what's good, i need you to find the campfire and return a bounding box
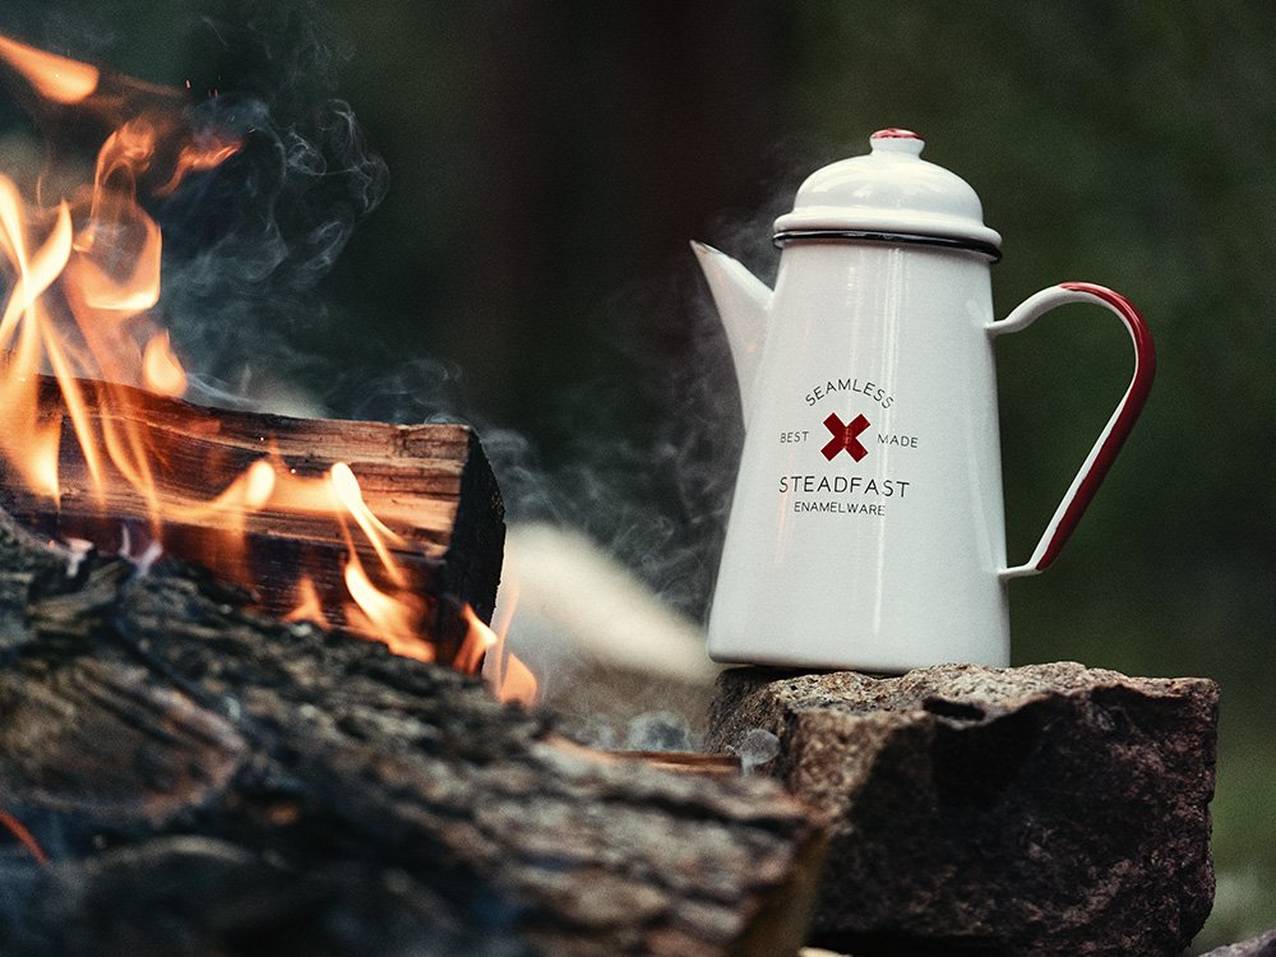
[0,32,828,957]
[0,33,533,705]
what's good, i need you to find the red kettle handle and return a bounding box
[991,282,1156,579]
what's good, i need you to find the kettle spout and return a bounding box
[690,241,772,426]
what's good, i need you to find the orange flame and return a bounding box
[142,331,186,396]
[461,586,538,706]
[155,134,243,196]
[283,575,324,624]
[0,35,99,104]
[0,34,536,706]
[342,553,432,662]
[329,462,407,587]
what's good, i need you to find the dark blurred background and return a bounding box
[0,1,1271,949]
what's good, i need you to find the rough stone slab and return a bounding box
[1203,930,1276,956]
[707,662,1219,957]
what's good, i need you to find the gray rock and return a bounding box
[707,662,1218,956]
[1203,930,1276,956]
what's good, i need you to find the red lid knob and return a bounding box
[870,128,921,140]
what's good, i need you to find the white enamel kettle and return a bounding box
[693,128,1154,673]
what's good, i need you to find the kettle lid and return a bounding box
[773,129,1003,260]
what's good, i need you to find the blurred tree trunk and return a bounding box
[460,0,784,426]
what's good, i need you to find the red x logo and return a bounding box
[822,413,870,461]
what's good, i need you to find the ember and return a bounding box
[0,32,534,703]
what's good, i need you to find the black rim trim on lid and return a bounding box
[772,228,1002,262]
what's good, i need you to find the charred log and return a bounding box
[0,515,821,956]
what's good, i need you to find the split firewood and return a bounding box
[0,513,823,957]
[0,374,505,642]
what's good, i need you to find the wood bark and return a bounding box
[0,375,505,638]
[0,514,822,956]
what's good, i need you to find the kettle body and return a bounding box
[695,129,1154,673]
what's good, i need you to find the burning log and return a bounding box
[0,32,504,671]
[0,514,823,956]
[0,374,504,645]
